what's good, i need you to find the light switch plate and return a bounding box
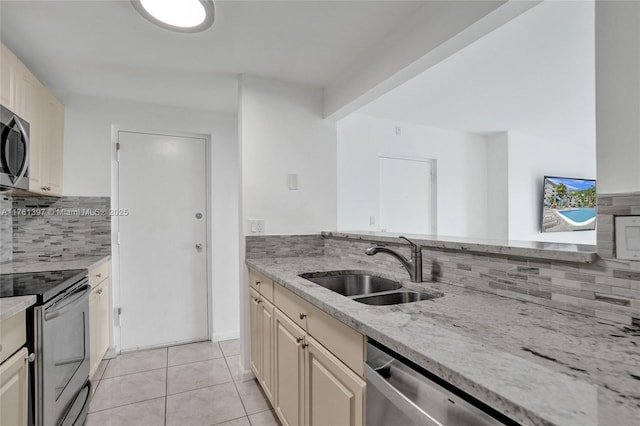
[615,216,640,261]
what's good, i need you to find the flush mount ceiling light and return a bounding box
[131,0,215,33]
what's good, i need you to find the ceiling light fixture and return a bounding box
[131,0,215,33]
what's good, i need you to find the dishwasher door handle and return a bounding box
[365,364,443,426]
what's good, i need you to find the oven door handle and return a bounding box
[44,284,91,321]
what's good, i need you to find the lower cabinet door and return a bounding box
[274,309,305,426]
[304,335,365,426]
[249,288,262,380]
[0,347,29,426]
[259,298,275,403]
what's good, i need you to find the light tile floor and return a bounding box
[87,339,280,426]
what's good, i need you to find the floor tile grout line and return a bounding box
[224,355,250,418]
[209,414,250,426]
[167,355,227,368]
[166,377,236,397]
[100,365,167,381]
[87,395,166,415]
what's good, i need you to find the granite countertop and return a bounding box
[247,255,640,426]
[0,255,111,275]
[0,295,37,321]
[325,231,599,263]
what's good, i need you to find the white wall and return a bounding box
[63,94,241,345]
[239,76,337,235]
[237,76,337,377]
[486,132,509,240]
[595,1,640,194]
[337,114,490,238]
[506,131,596,244]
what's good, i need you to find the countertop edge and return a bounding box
[0,295,37,321]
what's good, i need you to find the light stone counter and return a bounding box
[0,295,37,321]
[325,231,598,263]
[0,255,111,275]
[247,255,639,426]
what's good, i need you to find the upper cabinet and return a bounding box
[1,43,64,196]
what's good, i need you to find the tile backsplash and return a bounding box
[245,192,640,326]
[246,234,325,258]
[2,195,111,262]
[0,196,12,263]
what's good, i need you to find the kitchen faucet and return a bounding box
[365,236,423,282]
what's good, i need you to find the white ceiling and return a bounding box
[358,1,596,146]
[0,0,425,112]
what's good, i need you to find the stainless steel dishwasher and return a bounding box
[365,340,519,426]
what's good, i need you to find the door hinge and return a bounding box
[117,307,122,326]
[116,142,121,161]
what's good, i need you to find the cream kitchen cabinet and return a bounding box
[273,308,305,426]
[249,270,275,403]
[0,44,19,111]
[1,43,64,196]
[249,268,366,426]
[0,311,29,426]
[249,288,275,403]
[89,261,111,378]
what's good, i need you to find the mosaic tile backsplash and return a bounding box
[0,196,12,263]
[246,234,325,258]
[245,192,640,326]
[3,195,111,261]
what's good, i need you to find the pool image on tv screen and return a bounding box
[542,176,596,233]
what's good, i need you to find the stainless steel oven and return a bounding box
[32,275,92,426]
[1,269,92,426]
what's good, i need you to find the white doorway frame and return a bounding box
[378,155,438,235]
[110,125,213,355]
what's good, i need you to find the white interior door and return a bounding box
[117,130,208,351]
[379,156,436,235]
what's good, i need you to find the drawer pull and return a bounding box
[299,313,307,320]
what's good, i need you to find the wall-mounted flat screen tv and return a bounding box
[542,176,596,233]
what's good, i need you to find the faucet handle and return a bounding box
[399,236,418,248]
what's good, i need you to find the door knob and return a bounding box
[195,243,203,250]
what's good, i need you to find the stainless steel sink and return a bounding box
[352,290,438,306]
[299,271,402,296]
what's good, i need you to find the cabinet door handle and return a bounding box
[299,313,307,320]
[96,273,102,278]
[301,343,309,349]
[296,337,303,344]
[97,288,103,295]
[256,281,261,286]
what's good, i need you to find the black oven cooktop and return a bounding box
[0,269,88,304]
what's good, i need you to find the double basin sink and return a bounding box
[299,270,441,305]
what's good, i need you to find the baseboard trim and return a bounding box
[211,330,240,342]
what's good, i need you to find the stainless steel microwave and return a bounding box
[0,105,30,191]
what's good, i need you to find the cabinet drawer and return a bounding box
[0,311,26,364]
[274,284,364,376]
[249,270,274,303]
[89,260,110,288]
